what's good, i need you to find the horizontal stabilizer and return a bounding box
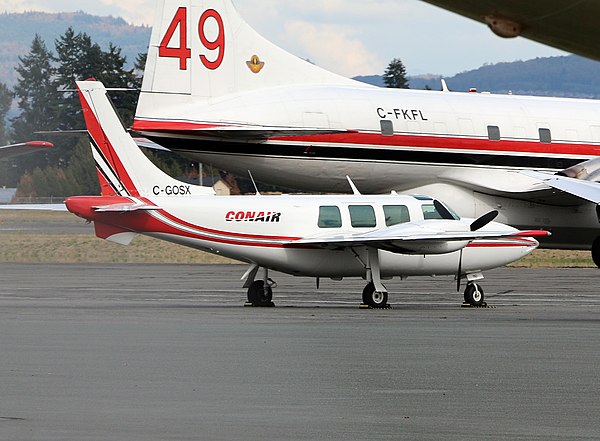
[93,202,161,212]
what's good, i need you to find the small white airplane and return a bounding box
[0,141,53,160]
[68,79,548,307]
[131,0,600,267]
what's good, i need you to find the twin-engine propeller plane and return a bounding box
[132,0,600,267]
[67,80,548,307]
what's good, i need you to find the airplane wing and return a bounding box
[0,203,67,211]
[294,221,547,254]
[437,167,600,207]
[419,0,600,61]
[0,141,53,160]
[521,171,600,205]
[132,120,355,142]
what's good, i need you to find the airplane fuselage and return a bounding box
[66,193,538,279]
[136,85,600,249]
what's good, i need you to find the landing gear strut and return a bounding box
[359,247,390,308]
[592,237,600,269]
[245,266,275,307]
[464,282,485,307]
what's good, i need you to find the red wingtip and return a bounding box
[24,141,53,148]
[515,230,551,237]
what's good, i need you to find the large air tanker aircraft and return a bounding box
[132,0,600,266]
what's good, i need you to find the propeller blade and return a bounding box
[470,210,499,231]
[433,200,455,220]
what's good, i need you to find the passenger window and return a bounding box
[539,128,551,143]
[318,206,342,228]
[349,205,376,228]
[487,125,500,141]
[383,205,410,226]
[380,120,394,136]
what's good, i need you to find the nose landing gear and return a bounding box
[463,282,485,307]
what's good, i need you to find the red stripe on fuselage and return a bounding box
[133,118,600,157]
[274,133,600,157]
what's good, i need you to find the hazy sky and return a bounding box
[0,0,566,77]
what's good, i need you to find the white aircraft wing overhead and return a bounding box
[438,168,593,207]
[521,171,600,205]
[420,0,600,61]
[0,141,53,160]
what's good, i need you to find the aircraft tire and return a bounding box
[592,237,600,269]
[247,280,273,306]
[464,283,484,306]
[362,282,388,308]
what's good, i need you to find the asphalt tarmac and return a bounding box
[1,263,599,441]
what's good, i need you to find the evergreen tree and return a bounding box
[133,52,147,88]
[12,34,58,142]
[383,58,409,89]
[99,43,138,126]
[64,139,99,196]
[10,34,60,185]
[54,28,105,131]
[0,82,12,144]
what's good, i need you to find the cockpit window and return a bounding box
[349,205,376,228]
[383,205,410,226]
[318,206,342,228]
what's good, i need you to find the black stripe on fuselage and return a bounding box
[147,137,583,170]
[90,138,130,197]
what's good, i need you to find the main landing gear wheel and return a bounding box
[464,282,484,307]
[247,280,274,307]
[592,237,600,269]
[362,282,389,308]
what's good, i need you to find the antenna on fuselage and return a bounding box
[441,79,450,92]
[248,170,261,195]
[346,176,361,195]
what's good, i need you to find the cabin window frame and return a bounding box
[539,127,552,144]
[348,205,377,228]
[383,205,410,226]
[318,206,342,228]
[380,120,394,136]
[487,125,501,141]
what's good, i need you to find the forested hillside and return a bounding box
[0,11,150,86]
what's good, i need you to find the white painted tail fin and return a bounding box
[76,80,215,197]
[137,0,359,117]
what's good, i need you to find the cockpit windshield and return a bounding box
[421,200,460,220]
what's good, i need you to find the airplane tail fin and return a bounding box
[135,0,361,123]
[76,80,214,197]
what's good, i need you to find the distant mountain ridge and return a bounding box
[355,55,600,99]
[2,11,600,100]
[0,11,151,87]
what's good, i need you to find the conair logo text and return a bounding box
[225,211,281,222]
